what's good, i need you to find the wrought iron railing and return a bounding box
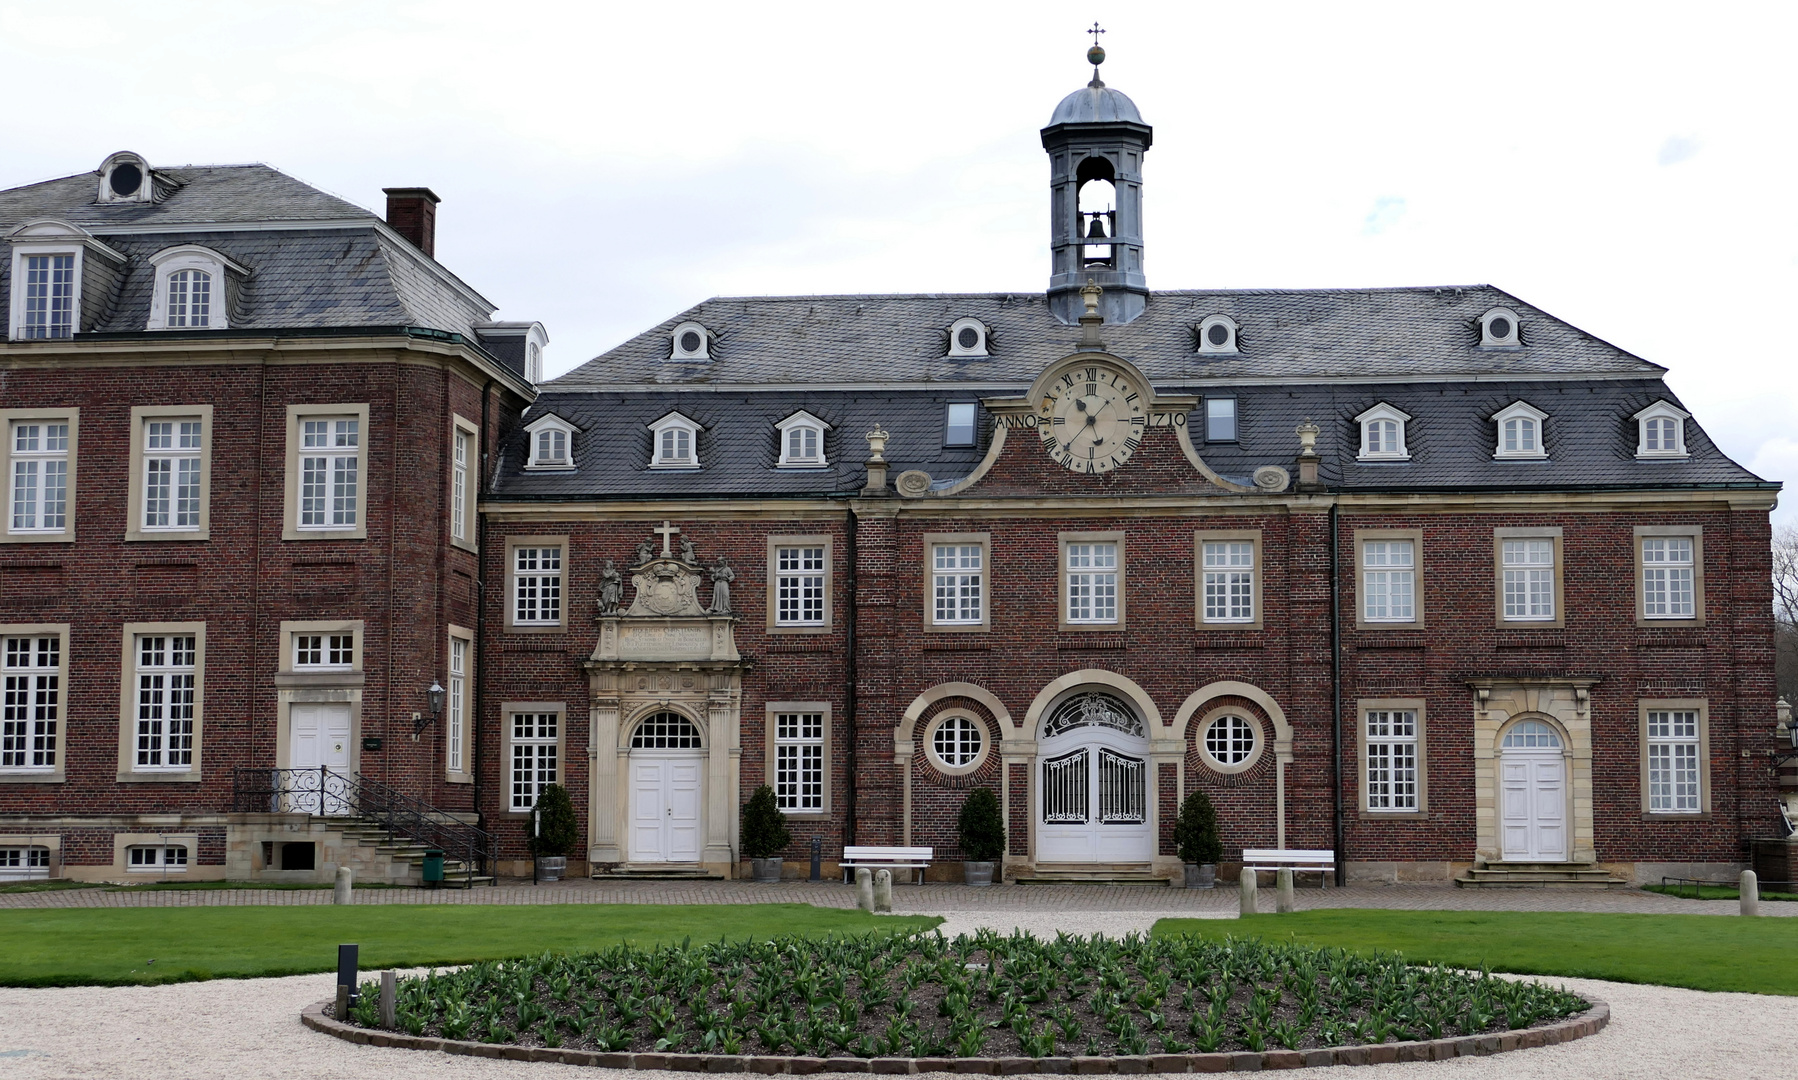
[232,767,496,886]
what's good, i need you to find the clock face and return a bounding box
[1038,363,1148,473]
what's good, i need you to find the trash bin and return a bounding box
[422,850,445,887]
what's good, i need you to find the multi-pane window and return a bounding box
[656,426,693,466]
[1646,710,1701,813]
[21,254,75,339]
[513,547,563,625]
[1643,416,1680,453]
[1501,539,1555,621]
[510,712,558,811]
[931,715,983,769]
[776,546,826,625]
[0,846,50,879]
[1364,710,1419,811]
[9,421,69,533]
[1066,543,1118,624]
[785,426,821,463]
[127,845,188,871]
[1362,540,1415,622]
[534,428,567,465]
[164,269,211,327]
[1502,416,1538,455]
[932,544,983,625]
[446,637,467,775]
[1201,541,1255,623]
[1365,419,1399,454]
[1204,714,1256,766]
[299,418,360,528]
[135,635,196,770]
[945,403,977,446]
[143,419,202,530]
[774,711,824,812]
[451,429,470,541]
[1642,537,1695,619]
[1,636,59,771]
[294,633,354,669]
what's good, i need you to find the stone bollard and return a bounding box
[874,868,894,913]
[379,970,397,1028]
[335,983,350,1019]
[855,867,874,911]
[1277,867,1295,914]
[333,866,353,905]
[1741,869,1760,917]
[1239,868,1258,917]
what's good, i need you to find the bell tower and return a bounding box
[1042,29,1152,325]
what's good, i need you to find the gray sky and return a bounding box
[5,0,1793,517]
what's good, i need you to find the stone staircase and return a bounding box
[330,817,494,888]
[1453,861,1628,889]
[1013,861,1168,886]
[594,864,725,881]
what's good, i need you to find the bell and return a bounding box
[1085,215,1108,239]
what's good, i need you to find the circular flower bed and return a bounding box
[329,930,1592,1066]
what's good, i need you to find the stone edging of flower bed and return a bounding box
[301,997,1609,1072]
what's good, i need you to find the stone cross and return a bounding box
[653,520,680,557]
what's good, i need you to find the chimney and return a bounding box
[382,187,441,257]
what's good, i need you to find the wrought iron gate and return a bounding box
[1042,749,1089,823]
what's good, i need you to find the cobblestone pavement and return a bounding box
[4,875,1795,915]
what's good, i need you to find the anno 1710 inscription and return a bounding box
[617,623,711,658]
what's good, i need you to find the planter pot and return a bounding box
[964,860,995,887]
[535,856,567,883]
[751,857,784,883]
[1184,863,1217,889]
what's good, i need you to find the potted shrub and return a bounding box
[529,783,579,882]
[740,784,791,882]
[958,787,1005,886]
[1174,788,1223,888]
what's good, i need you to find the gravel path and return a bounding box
[3,906,1793,1080]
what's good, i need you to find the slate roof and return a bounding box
[548,287,1665,389]
[0,164,372,228]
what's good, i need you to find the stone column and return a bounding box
[588,676,623,864]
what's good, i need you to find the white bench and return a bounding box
[841,845,934,885]
[1241,848,1336,888]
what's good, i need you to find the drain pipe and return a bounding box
[843,505,858,849]
[1330,501,1345,886]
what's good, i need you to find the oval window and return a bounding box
[1489,316,1512,340]
[956,326,981,350]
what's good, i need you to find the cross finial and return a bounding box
[1085,22,1107,85]
[653,520,680,557]
[1087,22,1105,46]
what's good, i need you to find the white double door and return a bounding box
[1499,751,1567,861]
[287,703,352,816]
[1036,727,1153,863]
[630,753,703,863]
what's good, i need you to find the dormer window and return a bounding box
[1634,401,1691,459]
[1491,401,1548,460]
[649,412,701,469]
[775,410,831,468]
[98,151,154,204]
[947,317,989,357]
[669,321,710,361]
[147,247,244,331]
[523,414,577,470]
[1479,307,1522,348]
[6,219,125,341]
[1197,315,1239,354]
[1355,403,1411,461]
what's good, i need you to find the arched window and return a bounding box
[1355,403,1411,461]
[1491,402,1548,460]
[1043,691,1142,739]
[1076,156,1116,269]
[631,711,702,749]
[775,410,830,468]
[1501,720,1562,749]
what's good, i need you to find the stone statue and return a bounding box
[597,560,622,616]
[679,536,698,565]
[709,556,735,614]
[635,538,656,566]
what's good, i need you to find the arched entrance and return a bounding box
[627,711,704,864]
[1498,719,1568,861]
[1035,691,1153,862]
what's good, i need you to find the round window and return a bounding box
[1206,323,1230,347]
[109,163,143,196]
[1204,714,1257,766]
[1488,316,1512,340]
[679,330,703,353]
[956,326,981,350]
[931,715,984,769]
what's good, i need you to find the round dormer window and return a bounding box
[1206,323,1229,347]
[679,330,702,353]
[1488,316,1512,340]
[957,326,980,350]
[109,163,143,197]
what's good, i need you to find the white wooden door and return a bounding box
[1500,753,1567,861]
[1036,727,1153,863]
[630,754,704,862]
[288,704,352,816]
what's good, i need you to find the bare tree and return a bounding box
[1773,525,1798,705]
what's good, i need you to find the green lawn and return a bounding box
[1642,883,1798,903]
[1155,910,1798,996]
[0,904,938,987]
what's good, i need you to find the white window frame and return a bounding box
[4,413,75,540]
[146,246,243,331]
[1491,401,1549,460]
[773,709,826,814]
[1196,314,1239,354]
[1633,401,1691,459]
[1495,528,1563,627]
[292,631,355,672]
[450,416,478,549]
[1355,403,1411,461]
[126,844,190,872]
[1196,531,1259,629]
[669,320,710,361]
[1636,526,1703,626]
[129,633,198,774]
[446,626,473,783]
[506,536,566,631]
[1361,704,1424,814]
[0,843,52,880]
[277,620,364,676]
[1061,532,1123,629]
[506,705,562,812]
[127,405,212,542]
[923,712,989,777]
[1640,699,1708,816]
[775,410,831,468]
[1358,533,1420,628]
[947,317,989,357]
[771,541,829,629]
[925,533,988,631]
[1194,707,1265,776]
[1479,306,1522,348]
[523,413,576,471]
[649,411,701,469]
[1,625,67,781]
[1640,536,1695,620]
[283,404,369,541]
